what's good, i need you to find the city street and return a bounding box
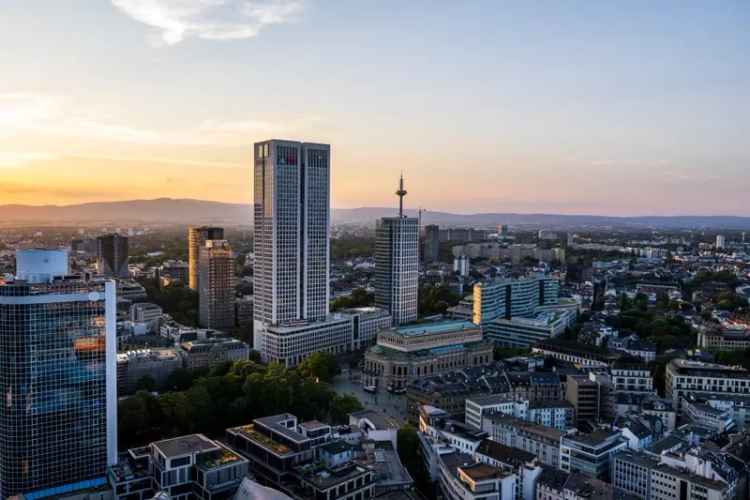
[332,369,408,425]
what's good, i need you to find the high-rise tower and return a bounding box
[96,233,129,278]
[375,176,419,325]
[0,249,117,498]
[253,139,331,327]
[188,226,224,290]
[198,239,236,329]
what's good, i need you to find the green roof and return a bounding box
[396,320,476,337]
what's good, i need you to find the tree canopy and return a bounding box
[118,359,361,450]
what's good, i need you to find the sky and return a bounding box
[0,1,748,216]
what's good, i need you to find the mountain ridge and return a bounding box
[1,199,750,229]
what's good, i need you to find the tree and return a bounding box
[330,394,363,424]
[419,284,460,316]
[162,368,196,392]
[297,352,340,383]
[331,288,374,311]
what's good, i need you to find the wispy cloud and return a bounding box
[0,92,316,146]
[111,0,304,46]
[0,152,58,168]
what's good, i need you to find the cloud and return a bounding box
[0,93,61,134]
[0,152,58,168]
[0,92,316,147]
[111,0,303,45]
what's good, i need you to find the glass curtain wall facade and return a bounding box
[0,279,117,498]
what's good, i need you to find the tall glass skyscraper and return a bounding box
[96,233,129,279]
[0,249,117,499]
[253,140,331,327]
[374,177,419,325]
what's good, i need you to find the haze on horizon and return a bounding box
[1,1,748,216]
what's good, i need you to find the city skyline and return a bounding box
[1,1,749,215]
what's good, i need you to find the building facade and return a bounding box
[97,233,129,278]
[424,224,441,264]
[482,414,563,468]
[375,216,419,326]
[665,358,750,411]
[187,226,224,290]
[253,140,330,328]
[473,277,561,325]
[559,430,627,480]
[109,433,248,500]
[363,321,494,390]
[0,249,118,499]
[198,239,235,330]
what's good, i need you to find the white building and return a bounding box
[665,358,750,412]
[454,255,470,277]
[716,234,726,249]
[253,139,331,330]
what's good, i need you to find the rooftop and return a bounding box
[475,439,536,467]
[195,446,245,471]
[395,320,477,337]
[300,463,371,490]
[231,425,294,456]
[152,434,217,459]
[459,462,505,481]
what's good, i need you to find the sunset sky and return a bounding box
[1,1,748,215]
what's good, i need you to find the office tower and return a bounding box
[253,139,331,327]
[188,226,224,290]
[472,276,560,324]
[96,233,129,278]
[198,239,236,329]
[423,224,440,263]
[375,176,419,325]
[716,234,726,249]
[0,249,117,498]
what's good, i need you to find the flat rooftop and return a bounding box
[395,320,477,337]
[152,434,217,458]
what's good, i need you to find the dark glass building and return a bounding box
[96,233,129,278]
[0,249,117,499]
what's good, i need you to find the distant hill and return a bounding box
[0,198,250,225]
[1,199,750,229]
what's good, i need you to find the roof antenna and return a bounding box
[396,173,407,217]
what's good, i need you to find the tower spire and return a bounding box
[395,173,407,217]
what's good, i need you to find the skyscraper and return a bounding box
[423,224,440,264]
[188,226,224,290]
[96,233,129,278]
[253,139,331,327]
[252,140,394,365]
[0,249,117,498]
[375,176,419,325]
[199,239,236,329]
[716,234,726,249]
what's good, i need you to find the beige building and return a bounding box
[187,226,224,290]
[363,320,493,391]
